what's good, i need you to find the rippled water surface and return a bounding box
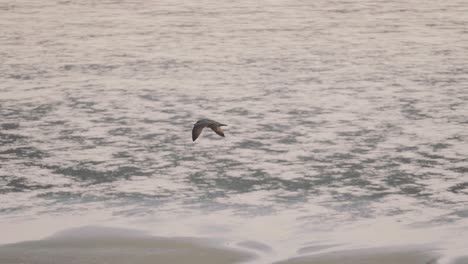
[1,0,468,261]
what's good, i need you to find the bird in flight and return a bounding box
[192,119,227,142]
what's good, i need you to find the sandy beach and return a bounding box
[0,226,254,264]
[0,226,450,264]
[275,247,439,264]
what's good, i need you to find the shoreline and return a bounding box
[0,226,255,264]
[0,225,456,264]
[274,246,439,264]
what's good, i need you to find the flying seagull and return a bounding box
[192,119,227,142]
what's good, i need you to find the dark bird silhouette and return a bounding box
[192,119,227,142]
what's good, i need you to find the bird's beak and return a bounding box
[220,124,227,126]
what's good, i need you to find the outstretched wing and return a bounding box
[192,123,207,141]
[210,126,225,137]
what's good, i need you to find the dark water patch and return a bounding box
[8,73,33,80]
[334,190,392,204]
[385,171,417,186]
[187,190,228,204]
[163,152,197,167]
[69,100,97,111]
[3,64,48,80]
[103,192,172,211]
[328,152,356,161]
[259,123,291,133]
[112,207,157,217]
[384,172,428,197]
[57,132,87,144]
[59,63,119,74]
[341,175,370,186]
[399,185,426,196]
[417,151,449,160]
[188,169,275,194]
[140,132,166,140]
[297,154,322,162]
[186,171,207,187]
[335,161,365,172]
[287,109,322,117]
[447,134,468,143]
[258,147,289,154]
[237,139,265,149]
[158,115,191,126]
[215,176,266,193]
[5,103,56,121]
[209,158,243,167]
[45,120,66,126]
[0,206,31,214]
[362,133,386,146]
[450,166,468,174]
[393,156,412,164]
[448,182,468,194]
[431,143,451,151]
[274,177,315,192]
[274,191,308,203]
[396,145,419,152]
[89,136,113,146]
[366,184,390,192]
[51,165,145,184]
[67,99,108,115]
[141,118,169,125]
[306,166,338,179]
[415,158,440,167]
[422,209,468,225]
[278,134,299,144]
[400,99,432,120]
[0,146,47,159]
[113,151,132,159]
[156,58,192,70]
[337,129,374,138]
[225,107,249,116]
[299,120,328,128]
[351,147,373,154]
[33,104,56,120]
[1,123,19,130]
[0,132,27,144]
[113,192,170,201]
[1,177,54,193]
[139,93,161,102]
[108,127,133,136]
[451,209,468,218]
[94,116,128,124]
[36,191,102,204]
[339,129,388,152]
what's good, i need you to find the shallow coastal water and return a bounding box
[1,0,468,263]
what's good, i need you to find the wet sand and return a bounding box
[452,257,468,264]
[275,247,439,264]
[0,226,254,264]
[0,226,453,264]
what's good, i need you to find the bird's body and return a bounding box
[192,119,227,141]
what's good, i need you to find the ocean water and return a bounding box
[1,0,468,262]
